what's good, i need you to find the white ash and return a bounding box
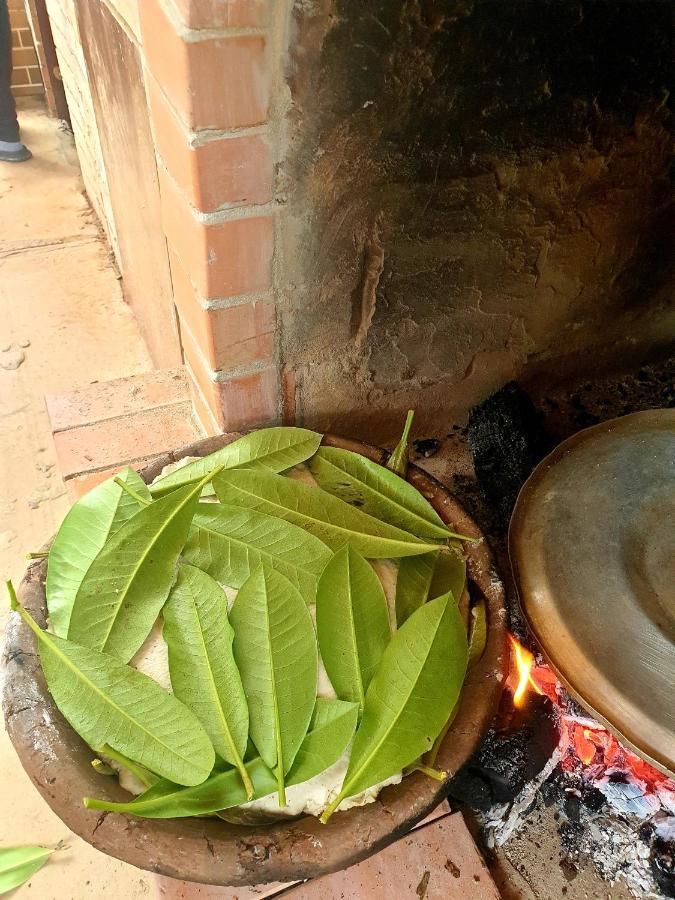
[475,705,674,898]
[482,749,561,848]
[579,813,660,898]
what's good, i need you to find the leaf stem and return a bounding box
[237,761,255,801]
[404,762,448,782]
[114,477,152,506]
[275,763,286,808]
[8,581,50,651]
[387,410,414,476]
[445,531,478,543]
[320,793,342,824]
[8,580,28,619]
[26,551,49,559]
[97,744,158,788]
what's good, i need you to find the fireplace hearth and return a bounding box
[418,356,675,899]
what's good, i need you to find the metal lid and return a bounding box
[510,410,675,776]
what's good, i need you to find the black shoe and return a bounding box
[0,144,32,162]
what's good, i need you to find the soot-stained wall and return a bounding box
[276,0,673,440]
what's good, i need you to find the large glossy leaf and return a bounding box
[46,468,150,638]
[309,446,451,541]
[395,547,466,627]
[10,590,214,786]
[316,546,391,710]
[183,503,331,603]
[68,470,216,662]
[429,547,466,603]
[0,846,55,894]
[320,593,468,822]
[149,427,322,496]
[395,551,438,627]
[287,698,359,786]
[163,564,252,798]
[213,469,439,559]
[85,757,276,820]
[84,699,358,818]
[230,565,317,806]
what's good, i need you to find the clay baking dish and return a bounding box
[3,433,507,886]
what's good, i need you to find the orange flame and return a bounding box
[575,728,597,765]
[508,634,544,707]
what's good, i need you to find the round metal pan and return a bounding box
[510,410,675,776]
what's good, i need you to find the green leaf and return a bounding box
[286,698,359,786]
[316,546,391,710]
[9,586,215,786]
[83,699,358,819]
[395,546,466,627]
[321,593,468,822]
[68,469,216,662]
[0,846,55,894]
[309,446,452,541]
[183,503,331,603]
[395,552,438,627]
[230,565,318,806]
[429,547,466,603]
[213,469,439,559]
[163,563,253,799]
[149,427,323,496]
[46,468,150,638]
[85,757,276,820]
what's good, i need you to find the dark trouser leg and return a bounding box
[0,0,20,143]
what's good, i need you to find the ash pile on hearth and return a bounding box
[449,663,674,898]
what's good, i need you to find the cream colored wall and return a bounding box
[105,0,140,41]
[45,0,120,260]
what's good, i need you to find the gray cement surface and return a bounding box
[0,98,154,899]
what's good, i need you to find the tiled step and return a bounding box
[45,367,203,498]
[288,811,500,900]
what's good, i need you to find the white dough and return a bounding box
[241,748,402,818]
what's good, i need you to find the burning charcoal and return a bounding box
[580,786,606,813]
[449,692,559,810]
[650,834,675,898]
[563,791,583,823]
[467,382,551,526]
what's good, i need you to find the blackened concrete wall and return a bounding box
[277,0,673,440]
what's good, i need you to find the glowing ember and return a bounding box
[576,728,597,765]
[506,632,675,807]
[507,634,543,707]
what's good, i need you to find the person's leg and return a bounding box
[0,0,31,161]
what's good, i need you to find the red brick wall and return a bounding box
[139,0,279,436]
[9,0,44,96]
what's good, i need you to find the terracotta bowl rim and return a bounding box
[3,431,507,886]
